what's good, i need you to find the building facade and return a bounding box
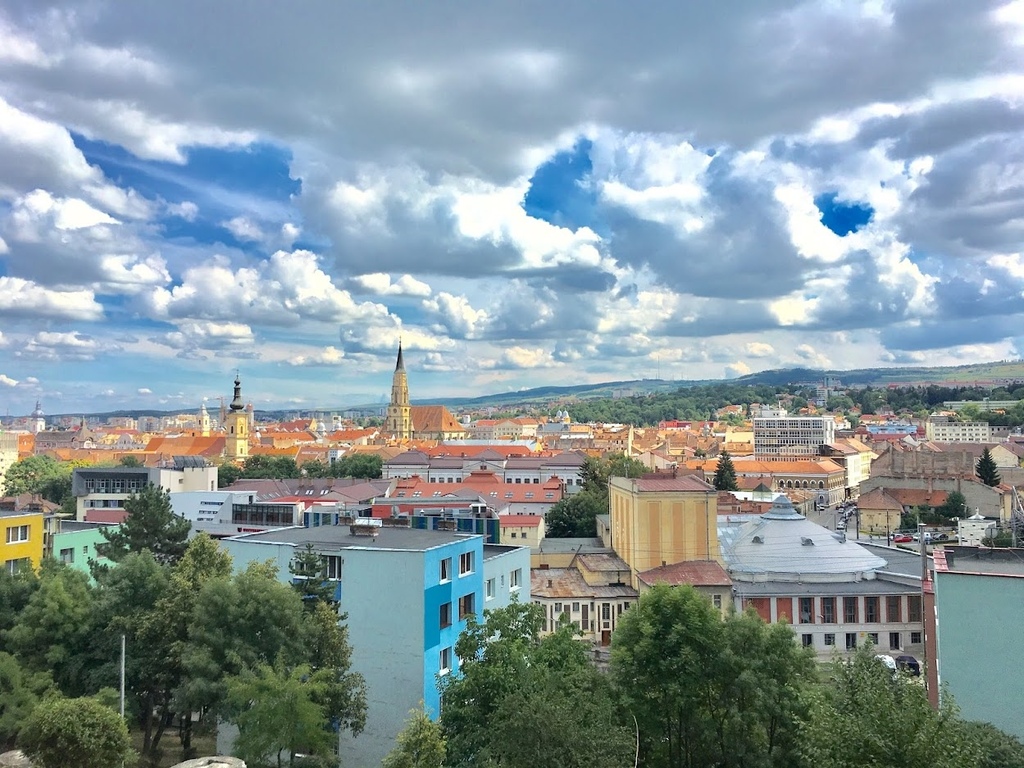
[72,459,218,521]
[753,408,837,459]
[219,523,530,767]
[924,416,994,443]
[1,509,44,573]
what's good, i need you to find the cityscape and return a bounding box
[2,1,1024,767]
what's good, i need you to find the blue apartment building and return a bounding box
[219,520,531,766]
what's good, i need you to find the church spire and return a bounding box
[230,373,244,411]
[395,339,405,372]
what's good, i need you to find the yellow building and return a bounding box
[607,474,720,588]
[224,375,250,462]
[499,515,545,549]
[2,510,44,573]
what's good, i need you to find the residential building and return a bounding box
[72,458,218,522]
[932,547,1024,739]
[719,496,925,659]
[499,515,545,549]
[388,471,564,517]
[606,473,719,588]
[753,407,836,459]
[1,508,44,573]
[924,416,994,443]
[819,438,874,499]
[51,521,115,576]
[385,449,587,489]
[219,523,530,767]
[636,560,733,616]
[0,432,19,496]
[531,552,637,646]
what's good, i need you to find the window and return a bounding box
[889,632,901,651]
[908,595,922,623]
[602,603,610,621]
[510,532,517,538]
[821,597,836,623]
[844,596,858,623]
[440,602,452,629]
[458,593,475,620]
[868,632,879,645]
[712,594,722,610]
[911,631,922,645]
[510,568,521,590]
[486,578,495,601]
[571,602,579,612]
[324,555,342,580]
[459,551,473,576]
[5,525,29,544]
[824,633,836,646]
[4,558,30,575]
[440,558,451,583]
[554,601,562,613]
[439,647,452,674]
[59,548,75,564]
[799,597,813,623]
[886,596,902,623]
[801,633,813,648]
[865,596,879,623]
[845,633,857,650]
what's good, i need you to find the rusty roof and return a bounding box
[531,567,638,600]
[637,560,732,588]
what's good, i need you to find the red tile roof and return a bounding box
[637,560,732,588]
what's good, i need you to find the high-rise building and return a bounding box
[753,407,836,459]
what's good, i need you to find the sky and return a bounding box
[1,1,1023,414]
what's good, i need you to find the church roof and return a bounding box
[410,405,466,435]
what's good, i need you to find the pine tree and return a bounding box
[976,447,1001,487]
[289,542,337,606]
[713,450,739,491]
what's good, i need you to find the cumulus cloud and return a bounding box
[222,216,265,242]
[289,346,346,366]
[0,374,18,387]
[350,272,432,297]
[0,277,104,321]
[18,331,109,361]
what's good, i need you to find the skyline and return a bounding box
[1,2,1024,413]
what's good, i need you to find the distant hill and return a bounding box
[36,360,1024,420]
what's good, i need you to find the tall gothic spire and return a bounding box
[230,374,244,411]
[395,340,405,372]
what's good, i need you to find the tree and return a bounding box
[938,490,969,520]
[225,661,337,768]
[4,562,99,697]
[611,584,815,768]
[800,646,981,768]
[440,601,633,768]
[544,490,607,537]
[96,484,191,565]
[330,453,383,479]
[383,707,446,768]
[0,651,54,748]
[976,448,1001,487]
[3,456,64,497]
[713,449,739,491]
[289,543,337,606]
[963,721,1024,768]
[19,696,134,768]
[301,601,367,741]
[217,462,242,488]
[119,455,143,467]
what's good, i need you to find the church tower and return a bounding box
[386,342,412,440]
[224,375,250,462]
[199,403,211,437]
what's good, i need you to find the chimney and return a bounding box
[547,579,553,588]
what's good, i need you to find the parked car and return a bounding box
[895,654,921,676]
[892,534,913,543]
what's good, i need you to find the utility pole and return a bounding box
[119,634,126,718]
[919,523,928,581]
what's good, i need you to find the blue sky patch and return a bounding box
[522,138,598,232]
[815,192,873,236]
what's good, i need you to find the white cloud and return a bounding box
[137,387,153,395]
[745,342,775,358]
[0,277,104,320]
[19,331,107,361]
[167,201,199,221]
[422,292,490,338]
[0,374,18,387]
[289,346,346,366]
[351,272,432,297]
[222,216,265,242]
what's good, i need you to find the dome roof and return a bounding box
[721,495,887,582]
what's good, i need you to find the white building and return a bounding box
[925,416,994,443]
[169,490,303,538]
[719,496,925,659]
[0,432,20,496]
[753,407,836,459]
[72,459,218,521]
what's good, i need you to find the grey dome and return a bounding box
[721,495,887,582]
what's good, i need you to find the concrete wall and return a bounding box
[483,545,532,610]
[935,570,1024,739]
[52,525,113,576]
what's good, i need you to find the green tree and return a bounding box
[3,456,64,497]
[4,562,98,697]
[289,543,337,607]
[96,484,191,565]
[119,455,143,467]
[301,601,367,741]
[382,707,446,768]
[938,490,969,520]
[611,584,815,768]
[440,601,632,768]
[19,696,134,768]
[217,462,242,488]
[225,661,336,768]
[963,721,1024,768]
[800,646,981,768]
[713,449,739,491]
[976,448,1001,487]
[330,453,384,479]
[0,651,54,748]
[0,566,39,640]
[544,490,607,537]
